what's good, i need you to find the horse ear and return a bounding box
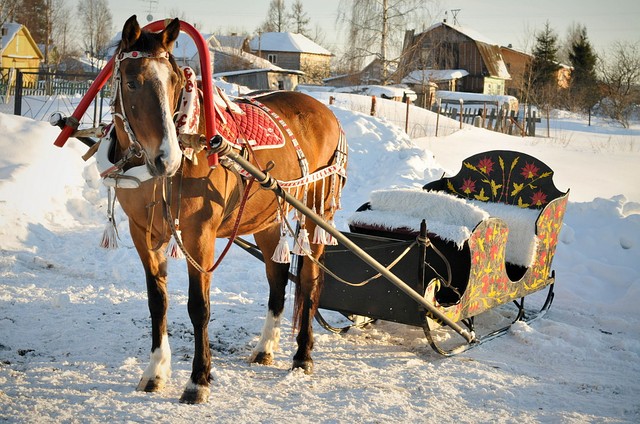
[121,15,141,50]
[161,18,181,52]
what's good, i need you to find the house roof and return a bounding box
[211,35,246,50]
[1,22,44,59]
[402,69,469,84]
[248,32,331,56]
[213,45,287,72]
[214,68,304,78]
[1,23,22,51]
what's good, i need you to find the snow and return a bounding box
[1,93,639,422]
[248,32,332,56]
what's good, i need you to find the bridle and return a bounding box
[109,50,174,161]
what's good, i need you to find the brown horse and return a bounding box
[107,16,346,403]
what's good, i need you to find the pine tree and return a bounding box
[527,21,561,106]
[531,22,561,88]
[568,25,599,111]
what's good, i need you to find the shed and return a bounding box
[1,22,44,85]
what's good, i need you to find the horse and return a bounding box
[107,16,347,404]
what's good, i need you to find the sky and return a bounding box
[99,0,640,53]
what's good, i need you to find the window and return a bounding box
[267,54,277,64]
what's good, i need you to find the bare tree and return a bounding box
[259,0,290,33]
[289,0,310,35]
[338,0,436,84]
[48,0,80,71]
[77,0,113,71]
[598,40,640,128]
[0,0,21,27]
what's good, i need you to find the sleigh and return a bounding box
[314,150,569,353]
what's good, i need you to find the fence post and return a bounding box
[459,98,463,129]
[13,70,23,116]
[370,95,376,116]
[435,98,441,137]
[329,95,335,105]
[404,97,410,134]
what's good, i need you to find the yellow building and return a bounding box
[1,22,44,86]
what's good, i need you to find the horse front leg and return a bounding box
[135,250,172,392]
[251,226,290,366]
[292,238,326,374]
[179,261,213,404]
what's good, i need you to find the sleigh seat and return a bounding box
[345,150,569,313]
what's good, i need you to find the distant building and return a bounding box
[500,44,572,98]
[1,22,44,85]
[400,22,511,95]
[249,32,332,84]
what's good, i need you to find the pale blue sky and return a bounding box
[101,0,640,53]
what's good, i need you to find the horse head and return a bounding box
[113,15,184,177]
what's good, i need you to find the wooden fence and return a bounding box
[434,103,541,136]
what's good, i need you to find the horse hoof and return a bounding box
[136,377,166,392]
[291,358,314,375]
[179,382,210,404]
[251,351,274,366]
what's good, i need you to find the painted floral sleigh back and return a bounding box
[423,150,565,209]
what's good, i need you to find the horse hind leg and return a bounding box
[250,225,290,366]
[291,231,325,375]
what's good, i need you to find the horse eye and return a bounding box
[126,81,137,90]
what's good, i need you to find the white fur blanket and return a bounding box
[348,188,540,267]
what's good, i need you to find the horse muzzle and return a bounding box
[148,146,182,177]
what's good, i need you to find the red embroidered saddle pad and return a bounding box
[216,102,286,150]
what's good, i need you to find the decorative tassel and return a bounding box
[100,219,118,249]
[100,187,118,249]
[166,229,186,259]
[271,234,291,264]
[325,220,339,246]
[292,228,311,256]
[312,224,328,245]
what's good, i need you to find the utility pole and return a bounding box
[381,0,388,83]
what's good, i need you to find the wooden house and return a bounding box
[400,22,510,95]
[1,22,44,85]
[248,32,332,84]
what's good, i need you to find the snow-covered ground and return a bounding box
[1,95,639,422]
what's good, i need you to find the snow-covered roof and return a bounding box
[213,45,279,70]
[1,23,22,51]
[402,69,469,84]
[211,35,246,50]
[249,32,331,56]
[213,67,304,78]
[435,90,518,107]
[332,84,417,101]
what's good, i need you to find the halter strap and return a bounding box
[116,50,170,63]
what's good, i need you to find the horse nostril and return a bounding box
[154,151,168,174]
